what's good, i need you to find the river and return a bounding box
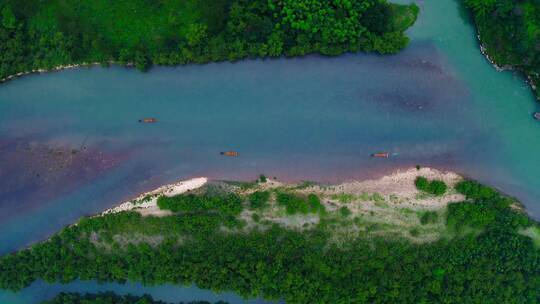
[1,0,539,303]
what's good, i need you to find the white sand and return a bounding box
[102,177,207,216]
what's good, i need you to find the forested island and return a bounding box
[0,0,418,80]
[464,0,540,100]
[1,168,539,303]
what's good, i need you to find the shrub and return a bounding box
[157,194,243,217]
[276,192,310,215]
[428,180,447,196]
[415,176,429,191]
[249,191,270,209]
[331,193,355,204]
[446,201,497,230]
[339,206,352,217]
[455,180,497,201]
[415,177,447,196]
[258,175,267,183]
[419,211,439,225]
[308,194,325,214]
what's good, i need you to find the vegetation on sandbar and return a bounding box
[415,176,447,196]
[0,178,539,303]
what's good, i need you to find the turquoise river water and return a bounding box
[1,0,540,303]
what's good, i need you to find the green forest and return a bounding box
[464,0,540,99]
[1,180,539,303]
[0,0,418,79]
[42,292,228,304]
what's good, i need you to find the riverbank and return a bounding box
[465,1,540,101]
[0,1,418,85]
[0,62,132,85]
[477,37,539,96]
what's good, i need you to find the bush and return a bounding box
[455,180,497,201]
[415,177,447,196]
[419,211,439,225]
[428,180,447,196]
[415,177,429,191]
[249,191,270,209]
[258,175,267,183]
[446,201,497,231]
[339,206,352,217]
[157,194,243,217]
[308,194,325,214]
[277,192,310,215]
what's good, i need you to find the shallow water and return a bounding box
[0,281,271,304]
[1,0,540,302]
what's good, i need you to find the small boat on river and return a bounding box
[534,112,540,120]
[371,152,390,159]
[221,151,239,157]
[139,118,157,123]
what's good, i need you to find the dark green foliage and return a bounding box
[339,206,351,217]
[419,211,439,225]
[449,179,531,232]
[276,192,310,215]
[455,180,497,201]
[308,194,326,214]
[409,228,420,237]
[464,0,540,100]
[446,201,497,230]
[248,191,270,209]
[428,180,447,196]
[1,182,539,303]
[415,177,447,196]
[415,176,429,191]
[258,175,267,183]
[157,193,243,217]
[276,192,323,215]
[0,0,418,81]
[42,292,227,304]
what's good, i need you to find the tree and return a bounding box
[1,6,16,29]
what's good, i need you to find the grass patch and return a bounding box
[331,193,355,204]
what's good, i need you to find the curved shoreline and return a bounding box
[475,34,539,98]
[0,63,101,84]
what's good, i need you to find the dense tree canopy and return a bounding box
[0,0,418,80]
[464,0,540,99]
[0,180,539,303]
